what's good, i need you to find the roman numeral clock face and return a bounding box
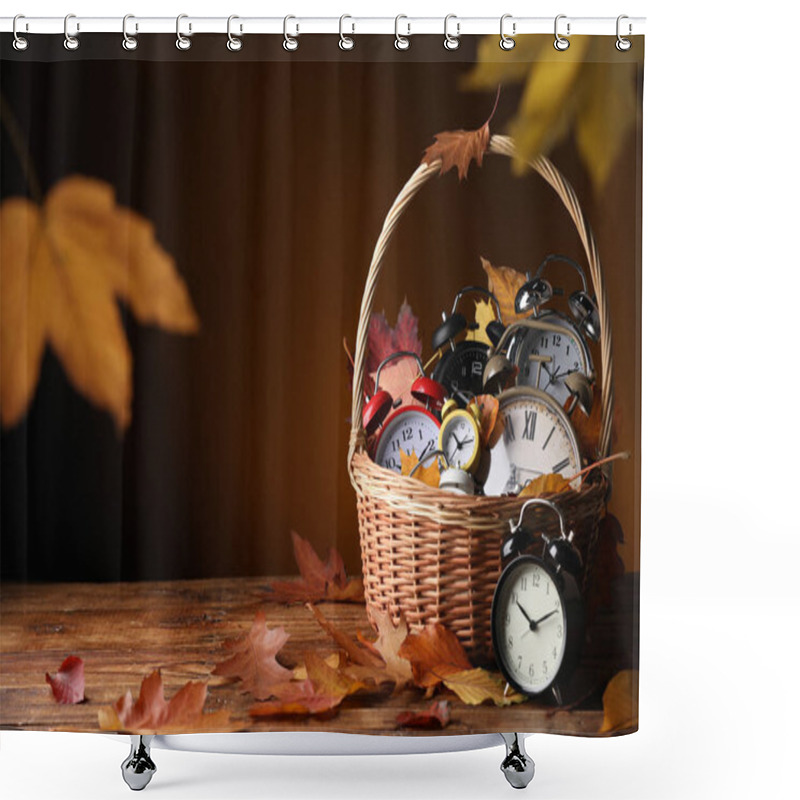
[483,389,582,496]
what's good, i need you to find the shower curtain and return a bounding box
[1,28,643,738]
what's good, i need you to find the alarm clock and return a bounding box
[482,386,582,496]
[364,351,446,473]
[509,255,598,407]
[431,287,505,402]
[408,448,476,495]
[491,498,585,704]
[438,399,482,474]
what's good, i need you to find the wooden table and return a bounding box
[0,576,636,736]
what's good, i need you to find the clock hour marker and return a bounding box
[542,426,555,450]
[523,410,537,441]
[504,415,516,445]
[552,457,570,473]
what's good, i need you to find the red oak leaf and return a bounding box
[212,611,294,700]
[267,531,364,604]
[45,655,85,704]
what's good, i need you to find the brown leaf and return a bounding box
[464,299,496,347]
[400,449,440,488]
[422,123,490,181]
[442,668,526,707]
[0,177,199,430]
[267,531,364,604]
[518,472,572,498]
[398,624,472,689]
[249,651,365,718]
[211,611,294,700]
[480,257,528,324]
[569,385,603,458]
[599,669,638,733]
[475,394,504,449]
[308,604,385,669]
[396,700,451,730]
[292,652,340,681]
[356,609,414,688]
[370,356,422,411]
[45,655,85,704]
[98,670,230,733]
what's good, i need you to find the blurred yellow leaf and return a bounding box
[0,176,199,430]
[464,299,495,346]
[442,668,526,707]
[400,449,440,488]
[518,472,571,497]
[600,669,638,733]
[465,35,639,191]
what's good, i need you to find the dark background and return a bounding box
[1,35,641,582]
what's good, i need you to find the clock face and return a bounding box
[508,315,591,406]
[493,557,567,694]
[432,342,489,402]
[439,412,479,471]
[373,407,441,473]
[483,388,581,496]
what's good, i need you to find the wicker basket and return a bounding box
[347,135,614,661]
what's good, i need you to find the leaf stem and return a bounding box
[484,85,502,128]
[0,93,43,204]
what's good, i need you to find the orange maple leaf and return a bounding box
[518,472,572,498]
[97,670,231,733]
[308,604,385,670]
[267,532,364,604]
[400,449,440,488]
[398,623,473,689]
[422,123,491,181]
[0,176,199,431]
[211,611,294,700]
[475,394,504,449]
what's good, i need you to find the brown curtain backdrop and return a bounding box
[1,35,641,582]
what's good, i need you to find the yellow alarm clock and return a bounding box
[438,399,481,474]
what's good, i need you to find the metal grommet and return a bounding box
[63,13,79,51]
[122,14,138,51]
[176,14,192,50]
[13,15,29,51]
[554,14,570,51]
[283,15,298,51]
[339,14,354,50]
[227,15,242,51]
[444,14,460,51]
[616,14,632,51]
[394,15,410,51]
[499,14,515,51]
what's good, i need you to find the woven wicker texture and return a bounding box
[347,135,613,659]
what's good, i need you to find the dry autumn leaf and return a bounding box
[599,669,638,733]
[475,394,504,449]
[518,472,572,498]
[371,355,423,410]
[442,668,526,707]
[0,177,199,430]
[357,609,414,688]
[398,623,473,689]
[422,124,491,181]
[45,655,85,704]
[400,449,440,488]
[308,604,385,670]
[267,531,364,604]
[464,299,496,346]
[480,257,529,324]
[211,611,294,700]
[98,670,230,733]
[396,700,451,730]
[367,300,421,377]
[293,652,340,681]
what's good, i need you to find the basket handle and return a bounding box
[348,134,614,473]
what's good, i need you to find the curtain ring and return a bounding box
[176,14,192,50]
[122,14,138,51]
[444,14,460,51]
[394,15,410,51]
[554,14,570,51]
[63,13,79,51]
[283,15,299,51]
[227,15,242,51]
[616,15,632,51]
[499,14,515,51]
[12,15,29,51]
[339,14,355,50]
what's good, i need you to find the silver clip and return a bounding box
[227,15,242,51]
[12,15,29,51]
[122,14,138,51]
[554,14,570,51]
[616,14,632,51]
[499,14,515,51]
[339,14,355,50]
[63,13,79,51]
[176,14,192,50]
[283,15,298,51]
[394,15,410,50]
[444,14,460,51]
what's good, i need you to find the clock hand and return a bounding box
[418,441,434,461]
[532,609,559,626]
[515,601,535,627]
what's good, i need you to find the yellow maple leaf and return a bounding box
[0,176,199,430]
[464,299,496,346]
[518,472,572,498]
[465,35,640,191]
[599,669,638,733]
[400,449,440,488]
[442,668,526,707]
[480,256,528,325]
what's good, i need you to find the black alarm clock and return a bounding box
[431,286,504,402]
[491,498,585,705]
